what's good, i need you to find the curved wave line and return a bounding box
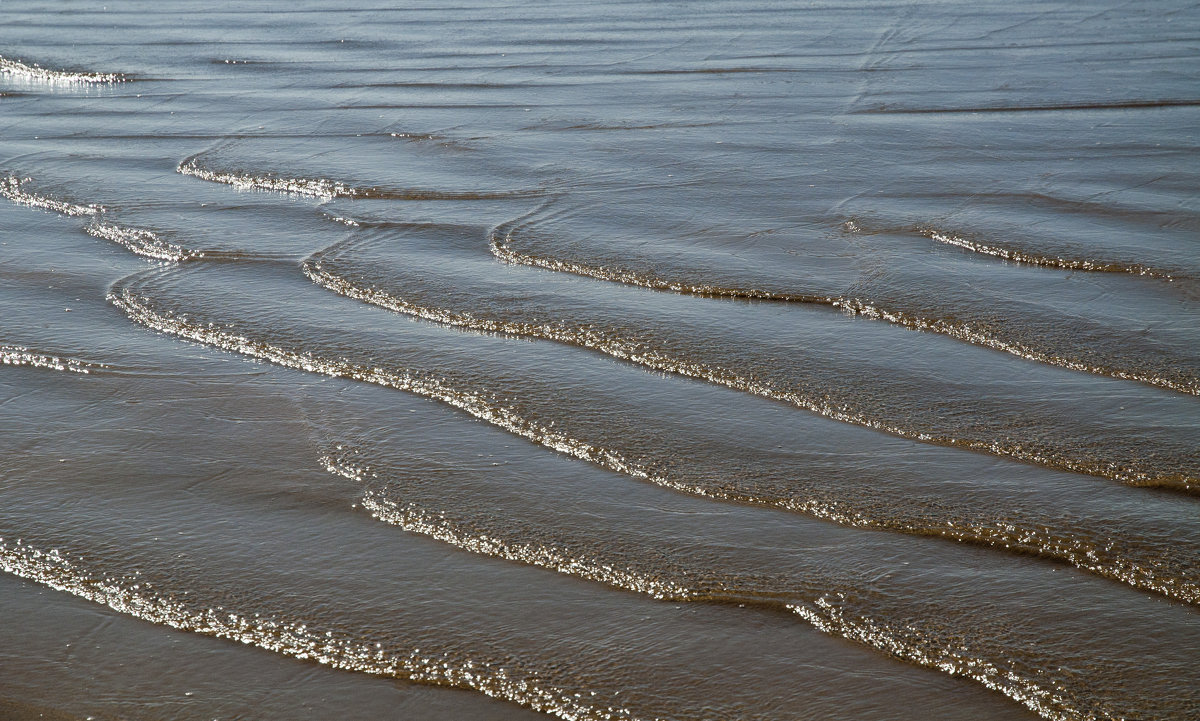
[0,539,642,721]
[489,222,1200,397]
[788,599,1080,721]
[324,454,1099,721]
[0,55,127,84]
[922,228,1176,279]
[364,497,1088,720]
[176,156,542,201]
[121,270,1199,602]
[307,249,1197,488]
[362,494,694,602]
[85,222,201,262]
[0,176,104,216]
[0,345,107,374]
[302,259,1199,600]
[109,284,662,482]
[177,156,355,199]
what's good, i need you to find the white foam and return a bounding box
[0,55,126,84]
[0,345,106,374]
[177,158,355,199]
[86,222,199,262]
[0,538,640,721]
[0,176,103,216]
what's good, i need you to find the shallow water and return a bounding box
[1,2,1198,720]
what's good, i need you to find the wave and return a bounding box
[0,177,201,263]
[108,283,660,484]
[0,55,128,85]
[177,157,356,199]
[786,600,1076,720]
[85,222,200,262]
[918,227,1176,279]
[0,539,641,721]
[489,218,832,303]
[334,222,1195,487]
[115,272,1200,603]
[176,155,542,201]
[323,450,1173,721]
[302,251,1199,600]
[321,453,698,601]
[0,176,104,216]
[490,216,1200,397]
[0,345,107,374]
[367,492,1099,721]
[831,297,1200,397]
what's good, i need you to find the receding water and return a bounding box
[1,2,1198,720]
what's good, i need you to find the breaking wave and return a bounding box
[0,55,128,85]
[108,282,661,484]
[0,345,107,374]
[0,538,642,721]
[490,217,1200,397]
[919,227,1177,279]
[322,451,1146,721]
[0,176,104,216]
[306,230,1200,492]
[113,273,1200,604]
[177,155,542,201]
[365,493,1089,720]
[85,222,200,262]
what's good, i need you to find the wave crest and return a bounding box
[0,176,104,216]
[920,227,1176,279]
[0,538,641,721]
[177,155,542,201]
[491,219,1200,397]
[85,222,200,262]
[0,55,127,84]
[0,345,107,374]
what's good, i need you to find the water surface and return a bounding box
[2,2,1198,720]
